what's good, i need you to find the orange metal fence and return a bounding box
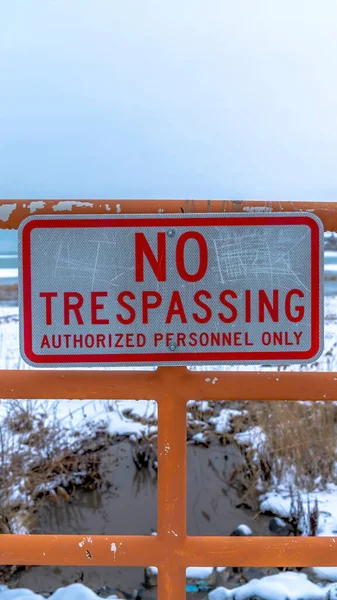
[0,199,337,600]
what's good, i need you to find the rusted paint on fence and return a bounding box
[1,369,337,401]
[0,200,336,600]
[1,198,337,230]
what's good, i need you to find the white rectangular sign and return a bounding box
[18,213,324,367]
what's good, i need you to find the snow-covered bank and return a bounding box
[0,583,118,599]
[209,572,337,600]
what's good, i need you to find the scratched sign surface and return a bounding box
[18,213,324,367]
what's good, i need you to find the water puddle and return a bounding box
[10,441,270,596]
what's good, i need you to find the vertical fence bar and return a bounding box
[157,393,187,599]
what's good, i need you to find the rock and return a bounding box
[268,517,292,536]
[230,524,253,536]
[241,567,266,582]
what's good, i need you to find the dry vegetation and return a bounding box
[0,400,107,537]
[234,400,337,490]
[188,396,337,527]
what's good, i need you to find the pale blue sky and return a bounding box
[0,0,337,201]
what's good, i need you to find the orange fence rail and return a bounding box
[0,199,337,599]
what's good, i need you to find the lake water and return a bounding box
[2,251,337,295]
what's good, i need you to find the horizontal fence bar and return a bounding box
[0,535,156,567]
[1,535,337,568]
[182,536,337,567]
[1,369,337,401]
[0,199,336,231]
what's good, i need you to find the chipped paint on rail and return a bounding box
[0,204,16,222]
[52,201,94,212]
[29,201,45,213]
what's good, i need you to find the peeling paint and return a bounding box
[52,201,94,212]
[116,203,121,213]
[243,206,273,213]
[85,550,93,559]
[205,377,218,384]
[158,208,164,213]
[0,203,16,222]
[78,538,86,548]
[171,530,178,537]
[87,536,93,543]
[164,443,170,454]
[105,204,111,211]
[29,200,45,214]
[110,542,117,557]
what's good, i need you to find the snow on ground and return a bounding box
[261,485,337,537]
[149,565,214,579]
[209,572,337,600]
[0,583,118,599]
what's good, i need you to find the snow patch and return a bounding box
[210,409,242,434]
[0,269,18,279]
[0,583,118,599]
[208,572,337,600]
[149,565,213,579]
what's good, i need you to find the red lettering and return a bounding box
[218,290,237,323]
[135,232,166,282]
[117,291,136,325]
[154,333,163,347]
[115,333,124,348]
[142,291,162,324]
[91,292,109,325]
[126,333,134,348]
[73,334,83,348]
[262,332,271,345]
[165,290,187,324]
[97,334,106,348]
[189,332,197,346]
[234,332,242,346]
[40,292,58,325]
[193,290,212,323]
[137,334,146,347]
[177,332,187,346]
[176,232,208,282]
[258,290,279,322]
[52,334,61,348]
[41,334,50,348]
[64,292,84,325]
[285,289,305,322]
[245,290,251,323]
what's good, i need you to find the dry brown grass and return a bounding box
[237,401,337,489]
[0,400,106,535]
[224,400,337,515]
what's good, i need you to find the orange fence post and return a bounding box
[0,200,336,599]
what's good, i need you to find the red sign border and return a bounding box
[20,215,321,365]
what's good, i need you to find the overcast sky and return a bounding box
[0,0,337,202]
